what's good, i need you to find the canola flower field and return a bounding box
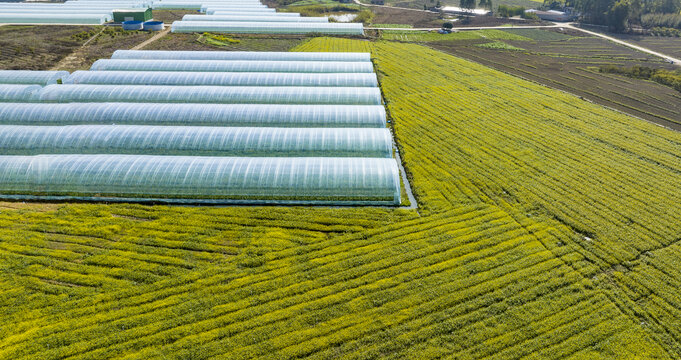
[1,37,680,358]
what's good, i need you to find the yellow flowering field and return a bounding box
[0,37,680,358]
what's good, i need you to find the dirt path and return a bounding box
[50,27,105,71]
[131,26,171,50]
[564,23,681,66]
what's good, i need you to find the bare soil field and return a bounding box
[53,28,154,71]
[590,32,681,60]
[0,25,92,70]
[425,29,681,129]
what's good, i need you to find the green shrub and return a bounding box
[353,9,374,25]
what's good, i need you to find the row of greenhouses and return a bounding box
[0,51,400,205]
[151,0,365,35]
[171,21,364,35]
[0,0,148,25]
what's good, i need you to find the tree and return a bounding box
[460,0,476,10]
[479,0,493,10]
[442,21,454,29]
[607,0,632,31]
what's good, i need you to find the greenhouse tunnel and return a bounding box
[111,50,370,62]
[64,71,378,87]
[181,15,329,22]
[90,59,375,73]
[33,85,383,105]
[0,103,387,128]
[0,155,401,205]
[0,85,42,103]
[0,126,393,158]
[0,71,70,86]
[170,22,365,35]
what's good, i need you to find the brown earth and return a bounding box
[427,31,681,129]
[0,25,92,70]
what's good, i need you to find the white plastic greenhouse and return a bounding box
[64,71,378,87]
[0,103,387,128]
[182,15,328,22]
[0,125,393,158]
[171,21,365,35]
[0,155,401,205]
[0,13,111,24]
[0,85,42,102]
[153,2,267,9]
[208,10,299,16]
[34,85,383,105]
[111,50,370,62]
[90,59,375,73]
[0,71,70,86]
[201,7,275,13]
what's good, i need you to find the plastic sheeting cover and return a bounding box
[0,13,110,24]
[111,50,369,62]
[64,71,378,87]
[91,59,374,73]
[0,155,401,204]
[0,103,386,128]
[171,21,364,35]
[209,10,298,15]
[0,85,42,102]
[0,70,69,85]
[182,15,328,22]
[202,7,275,12]
[0,125,392,158]
[34,84,383,105]
[153,2,266,9]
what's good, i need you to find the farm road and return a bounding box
[563,23,681,66]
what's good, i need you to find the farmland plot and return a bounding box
[1,37,681,358]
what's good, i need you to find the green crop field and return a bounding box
[1,37,681,358]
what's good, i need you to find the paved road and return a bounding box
[563,23,681,66]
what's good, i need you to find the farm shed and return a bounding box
[0,103,387,128]
[111,50,370,62]
[0,125,393,158]
[90,59,375,73]
[0,155,401,205]
[170,21,364,35]
[64,71,378,87]
[0,71,69,86]
[32,85,383,105]
[112,8,152,22]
